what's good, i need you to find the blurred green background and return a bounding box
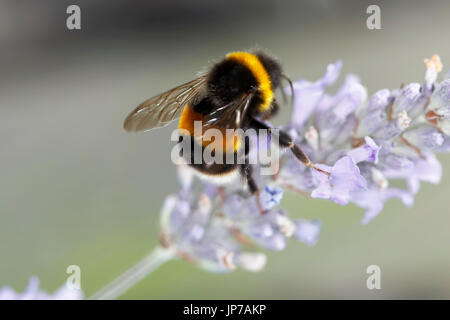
[1,0,450,299]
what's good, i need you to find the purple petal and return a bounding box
[425,66,438,90]
[290,80,325,130]
[383,153,442,194]
[393,83,422,114]
[430,79,450,118]
[348,136,381,163]
[290,61,342,130]
[0,277,84,300]
[311,156,367,205]
[367,89,391,112]
[318,60,342,87]
[260,185,284,210]
[294,219,322,246]
[403,125,444,150]
[354,187,414,225]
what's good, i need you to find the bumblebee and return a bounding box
[124,51,326,211]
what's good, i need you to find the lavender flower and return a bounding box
[0,277,84,300]
[311,156,367,205]
[157,54,450,272]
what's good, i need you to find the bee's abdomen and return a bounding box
[178,104,242,153]
[178,103,204,133]
[177,104,241,179]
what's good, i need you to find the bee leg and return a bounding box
[278,131,331,176]
[249,118,330,176]
[239,135,266,214]
[239,163,266,215]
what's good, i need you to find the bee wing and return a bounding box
[202,90,256,130]
[124,75,207,132]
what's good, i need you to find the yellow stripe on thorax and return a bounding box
[226,52,274,112]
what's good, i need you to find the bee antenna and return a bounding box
[281,74,295,106]
[280,79,288,105]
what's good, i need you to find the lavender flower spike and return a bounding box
[87,54,450,300]
[156,54,450,273]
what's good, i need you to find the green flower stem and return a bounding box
[90,246,175,300]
